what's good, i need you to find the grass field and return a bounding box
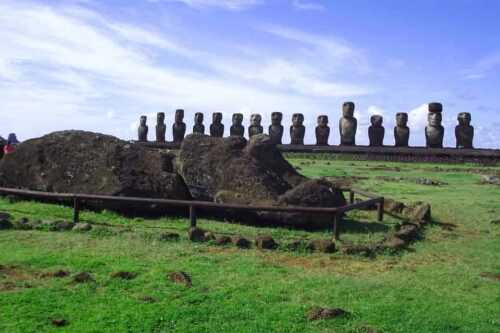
[1,157,499,332]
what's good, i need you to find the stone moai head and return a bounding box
[232,113,243,125]
[271,112,283,125]
[175,109,184,123]
[292,113,304,126]
[195,112,203,124]
[428,111,443,127]
[140,115,147,126]
[317,115,329,127]
[396,112,408,127]
[428,102,443,113]
[371,115,383,127]
[157,112,165,124]
[213,112,222,124]
[250,114,262,126]
[342,102,355,118]
[457,112,471,126]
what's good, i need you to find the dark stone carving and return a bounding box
[192,112,205,134]
[290,113,305,145]
[425,103,444,148]
[248,114,263,138]
[339,102,357,146]
[230,113,244,137]
[138,116,148,142]
[455,112,474,149]
[210,112,224,137]
[268,112,284,144]
[315,115,330,146]
[156,112,166,143]
[368,115,385,147]
[394,113,410,147]
[172,109,186,143]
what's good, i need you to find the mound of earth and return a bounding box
[177,134,346,227]
[0,131,190,209]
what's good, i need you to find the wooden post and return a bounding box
[73,197,80,224]
[189,205,197,228]
[349,191,355,204]
[377,197,384,222]
[333,212,342,241]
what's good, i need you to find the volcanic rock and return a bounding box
[255,235,278,250]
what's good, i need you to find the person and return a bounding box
[0,136,5,159]
[3,133,19,155]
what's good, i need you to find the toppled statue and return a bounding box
[425,103,444,148]
[230,113,244,137]
[290,113,305,145]
[368,115,385,147]
[248,114,263,138]
[193,112,205,134]
[394,112,410,147]
[172,109,186,143]
[156,112,166,143]
[339,102,357,146]
[315,115,330,146]
[138,115,148,142]
[268,112,284,144]
[210,112,224,137]
[455,112,474,149]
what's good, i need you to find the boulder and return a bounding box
[307,239,336,253]
[187,227,206,242]
[231,235,251,248]
[215,235,231,245]
[0,131,191,212]
[255,235,278,250]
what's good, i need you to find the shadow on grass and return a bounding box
[339,218,391,234]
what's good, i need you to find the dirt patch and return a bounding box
[168,271,192,288]
[307,307,350,321]
[72,272,95,283]
[41,270,70,278]
[480,272,500,281]
[110,271,137,280]
[0,264,38,291]
[51,318,68,327]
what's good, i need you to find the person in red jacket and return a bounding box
[3,133,19,155]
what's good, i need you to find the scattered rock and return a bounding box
[231,235,251,249]
[158,232,180,242]
[51,318,68,327]
[481,175,500,185]
[13,217,33,230]
[307,307,350,321]
[204,231,216,241]
[381,236,407,251]
[42,270,70,278]
[139,295,157,303]
[307,239,336,253]
[480,272,500,281]
[384,199,405,214]
[286,240,306,251]
[255,235,278,250]
[187,227,206,242]
[395,224,419,242]
[169,271,192,287]
[49,220,75,232]
[402,202,431,222]
[341,244,373,256]
[110,271,137,280]
[214,235,231,245]
[72,272,95,283]
[72,223,92,232]
[0,218,13,230]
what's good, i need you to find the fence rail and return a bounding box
[0,186,384,240]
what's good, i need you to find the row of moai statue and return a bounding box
[138,103,474,148]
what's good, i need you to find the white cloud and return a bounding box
[292,0,325,11]
[462,51,500,80]
[155,0,261,11]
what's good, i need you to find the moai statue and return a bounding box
[368,115,385,147]
[156,112,166,143]
[210,112,224,137]
[268,112,284,144]
[315,115,330,146]
[230,113,244,137]
[425,103,444,148]
[138,115,148,142]
[339,102,357,146]
[248,114,263,138]
[455,112,474,149]
[193,112,205,134]
[290,113,305,145]
[172,109,186,143]
[394,112,410,147]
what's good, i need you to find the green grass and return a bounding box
[1,157,499,332]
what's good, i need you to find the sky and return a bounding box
[1,0,499,148]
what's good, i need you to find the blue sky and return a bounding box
[1,0,499,147]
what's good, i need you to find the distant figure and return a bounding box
[156,112,166,143]
[394,113,410,147]
[290,113,305,145]
[425,103,444,148]
[138,116,148,142]
[339,102,357,146]
[455,112,474,149]
[368,115,385,147]
[193,112,205,134]
[268,112,284,144]
[315,115,330,146]
[230,113,244,137]
[248,114,263,138]
[210,112,224,137]
[4,134,19,155]
[0,136,5,159]
[172,109,186,143]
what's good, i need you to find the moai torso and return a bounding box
[172,109,186,143]
[368,115,385,147]
[394,112,410,147]
[193,113,205,134]
[268,112,284,144]
[339,102,357,146]
[248,114,263,138]
[315,115,330,146]
[425,103,444,148]
[290,113,305,145]
[156,112,166,143]
[455,112,474,149]
[210,112,224,137]
[138,115,148,142]
[230,113,244,137]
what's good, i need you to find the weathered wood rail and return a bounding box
[0,187,384,240]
